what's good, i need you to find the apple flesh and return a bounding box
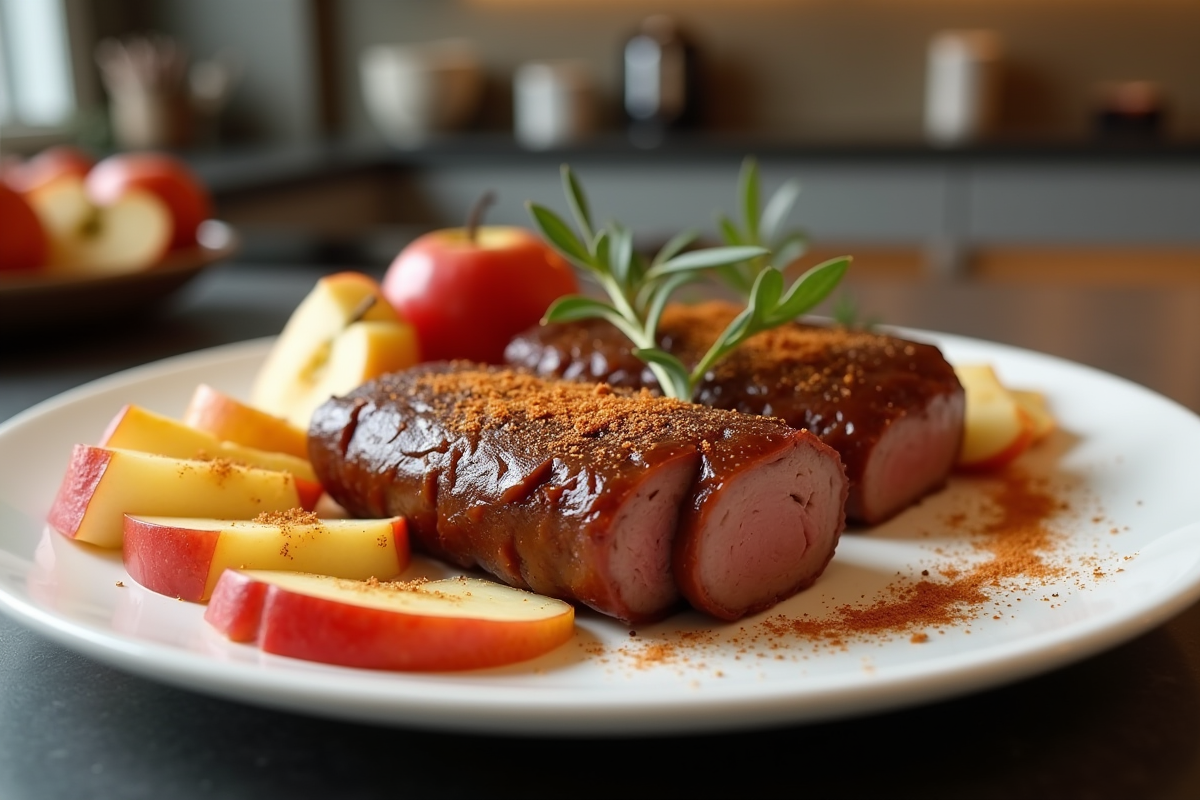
[1011,389,1055,442]
[99,403,317,483]
[250,271,420,429]
[955,364,1037,471]
[123,515,409,602]
[46,445,323,549]
[25,176,172,276]
[182,384,310,460]
[205,571,576,671]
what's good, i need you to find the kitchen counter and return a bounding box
[3,260,1200,799]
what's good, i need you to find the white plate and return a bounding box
[2,332,1200,736]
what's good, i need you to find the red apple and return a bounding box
[205,570,576,671]
[382,225,578,363]
[123,514,409,602]
[2,145,94,194]
[86,152,212,250]
[0,184,48,273]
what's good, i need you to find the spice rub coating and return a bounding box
[504,301,964,525]
[308,363,848,623]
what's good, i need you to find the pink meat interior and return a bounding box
[606,455,697,619]
[693,440,844,615]
[855,391,964,524]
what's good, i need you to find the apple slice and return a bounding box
[1011,389,1055,443]
[250,271,420,429]
[182,384,310,460]
[205,570,575,671]
[25,175,171,276]
[46,445,323,549]
[99,404,317,482]
[955,364,1036,471]
[123,513,409,602]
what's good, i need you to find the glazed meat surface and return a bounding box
[308,363,847,623]
[505,301,965,524]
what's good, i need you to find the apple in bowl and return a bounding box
[0,184,48,274]
[24,175,172,277]
[85,152,213,251]
[2,145,94,195]
[205,570,576,671]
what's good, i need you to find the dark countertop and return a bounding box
[184,134,1200,197]
[3,261,1200,799]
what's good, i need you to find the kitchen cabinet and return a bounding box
[194,137,1200,278]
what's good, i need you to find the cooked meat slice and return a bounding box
[505,301,964,525]
[676,424,847,620]
[308,363,847,623]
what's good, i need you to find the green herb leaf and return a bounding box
[608,224,634,289]
[738,157,761,242]
[652,228,699,268]
[644,271,696,336]
[767,255,851,325]
[542,296,624,326]
[716,213,743,246]
[748,267,784,324]
[760,179,801,244]
[590,227,610,265]
[527,202,593,268]
[561,165,594,243]
[645,245,769,281]
[632,347,692,400]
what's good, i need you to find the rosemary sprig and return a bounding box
[714,156,810,294]
[528,164,850,401]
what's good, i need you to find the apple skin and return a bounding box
[205,571,576,671]
[122,515,409,602]
[2,145,94,194]
[382,226,579,364]
[0,184,48,273]
[98,403,318,483]
[86,152,212,250]
[46,445,323,549]
[182,384,310,460]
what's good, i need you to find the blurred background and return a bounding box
[2,0,1198,282]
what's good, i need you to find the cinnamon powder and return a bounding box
[759,468,1066,644]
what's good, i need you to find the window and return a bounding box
[0,0,77,146]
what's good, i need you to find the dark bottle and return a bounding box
[621,15,702,145]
